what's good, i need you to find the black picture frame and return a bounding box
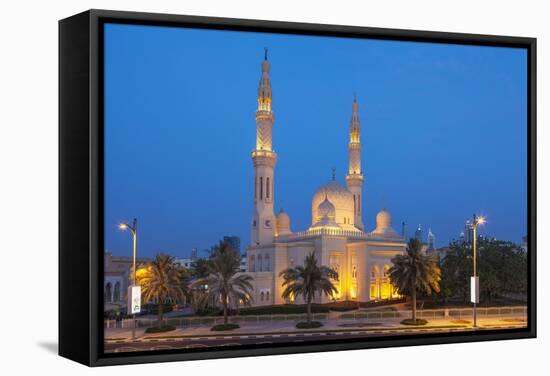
[59,9,537,367]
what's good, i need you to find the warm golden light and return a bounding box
[118,223,128,230]
[476,216,486,225]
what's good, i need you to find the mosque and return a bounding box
[245,51,406,306]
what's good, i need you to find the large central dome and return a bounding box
[311,180,357,230]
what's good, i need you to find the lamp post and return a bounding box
[119,218,137,339]
[471,214,485,328]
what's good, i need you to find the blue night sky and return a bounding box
[104,23,527,259]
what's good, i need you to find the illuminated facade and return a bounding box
[246,53,406,306]
[104,251,150,310]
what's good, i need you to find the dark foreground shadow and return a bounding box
[37,341,58,354]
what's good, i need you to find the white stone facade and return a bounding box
[246,53,406,306]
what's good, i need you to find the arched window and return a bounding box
[104,283,112,303]
[353,195,356,214]
[352,265,357,279]
[258,254,263,272]
[358,195,361,213]
[266,177,270,199]
[260,291,265,302]
[382,265,391,299]
[250,255,255,272]
[371,266,379,279]
[113,282,121,302]
[370,266,380,300]
[259,177,263,200]
[266,291,270,302]
[254,176,257,199]
[264,254,270,271]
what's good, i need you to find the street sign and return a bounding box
[470,276,479,304]
[128,285,141,314]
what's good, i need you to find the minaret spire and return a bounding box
[346,95,365,230]
[257,50,272,115]
[251,50,277,246]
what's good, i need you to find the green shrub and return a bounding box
[211,323,240,331]
[401,318,428,326]
[326,301,360,312]
[142,303,173,315]
[238,304,329,316]
[144,325,176,333]
[194,308,220,316]
[296,321,323,329]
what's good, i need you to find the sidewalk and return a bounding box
[105,315,527,341]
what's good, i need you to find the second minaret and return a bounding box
[346,95,364,230]
[251,50,277,245]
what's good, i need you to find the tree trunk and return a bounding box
[306,297,312,324]
[223,294,228,325]
[158,300,164,328]
[411,289,417,323]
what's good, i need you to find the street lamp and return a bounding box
[471,214,485,328]
[119,218,137,338]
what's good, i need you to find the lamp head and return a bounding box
[118,223,128,230]
[475,216,486,225]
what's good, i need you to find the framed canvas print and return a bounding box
[59,9,536,366]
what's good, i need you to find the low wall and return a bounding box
[105,313,329,329]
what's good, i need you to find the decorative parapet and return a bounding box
[275,227,406,243]
[276,227,372,241]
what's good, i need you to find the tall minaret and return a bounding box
[346,95,364,230]
[251,49,277,245]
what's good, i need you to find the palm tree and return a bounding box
[194,242,254,325]
[389,238,441,323]
[279,252,338,325]
[135,253,186,328]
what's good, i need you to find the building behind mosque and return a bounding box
[245,52,407,306]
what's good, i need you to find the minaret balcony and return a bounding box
[346,173,364,183]
[255,110,274,121]
[252,149,277,167]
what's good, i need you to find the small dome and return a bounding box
[276,209,291,235]
[371,208,401,239]
[311,180,354,228]
[317,196,336,221]
[376,209,392,229]
[309,196,341,231]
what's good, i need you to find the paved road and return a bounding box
[105,323,525,353]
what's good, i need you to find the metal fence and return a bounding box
[104,306,526,329]
[337,306,527,321]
